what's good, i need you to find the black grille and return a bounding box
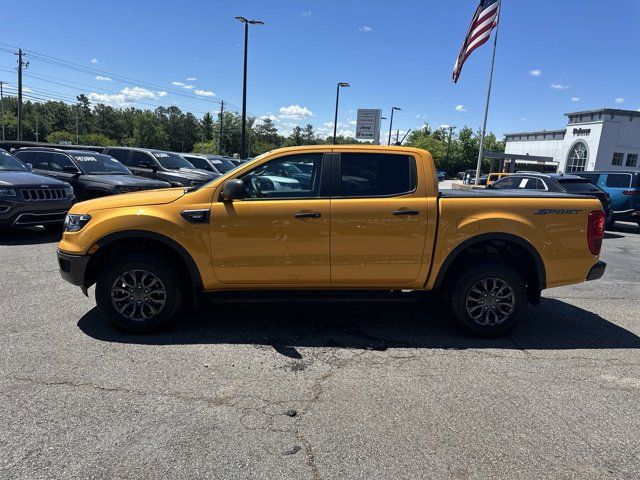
[21,188,67,201]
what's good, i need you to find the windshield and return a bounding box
[184,156,217,172]
[0,150,30,171]
[206,156,237,173]
[152,152,195,170]
[71,153,131,175]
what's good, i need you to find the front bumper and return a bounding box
[57,250,90,287]
[586,261,606,281]
[0,199,72,227]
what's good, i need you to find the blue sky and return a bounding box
[2,0,639,139]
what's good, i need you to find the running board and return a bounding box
[204,289,433,304]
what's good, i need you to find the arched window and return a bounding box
[567,142,588,172]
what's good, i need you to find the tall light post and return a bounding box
[333,82,350,144]
[236,16,264,159]
[387,106,401,145]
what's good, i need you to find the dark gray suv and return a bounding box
[103,147,215,187]
[0,149,74,229]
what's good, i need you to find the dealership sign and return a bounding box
[356,109,382,143]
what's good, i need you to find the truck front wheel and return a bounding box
[449,263,528,337]
[95,254,183,333]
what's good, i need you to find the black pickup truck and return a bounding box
[102,147,215,187]
[0,149,74,229]
[13,148,170,201]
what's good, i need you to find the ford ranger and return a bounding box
[56,145,606,336]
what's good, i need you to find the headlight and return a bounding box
[63,214,92,232]
[64,186,74,198]
[0,187,16,197]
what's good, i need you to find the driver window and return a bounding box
[240,153,324,199]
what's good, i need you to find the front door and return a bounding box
[330,152,428,285]
[211,152,330,285]
[128,151,157,181]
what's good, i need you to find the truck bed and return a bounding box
[439,189,588,199]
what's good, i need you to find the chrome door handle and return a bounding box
[393,210,420,216]
[294,212,322,219]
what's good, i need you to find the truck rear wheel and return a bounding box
[449,263,528,337]
[95,254,182,333]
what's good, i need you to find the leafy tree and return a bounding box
[201,112,214,141]
[302,124,315,145]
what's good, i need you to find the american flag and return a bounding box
[452,0,501,83]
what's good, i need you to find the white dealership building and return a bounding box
[503,108,640,173]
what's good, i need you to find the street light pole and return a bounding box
[236,16,263,159]
[387,107,401,145]
[333,82,350,144]
[0,81,4,141]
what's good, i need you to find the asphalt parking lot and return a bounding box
[1,223,639,479]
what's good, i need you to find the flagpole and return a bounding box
[474,3,501,186]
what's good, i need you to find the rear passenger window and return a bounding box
[130,152,153,168]
[605,174,631,188]
[519,178,545,190]
[50,153,75,171]
[13,151,32,164]
[339,153,416,197]
[491,177,518,189]
[578,173,600,185]
[107,149,130,164]
[31,152,52,170]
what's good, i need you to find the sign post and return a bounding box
[356,109,382,144]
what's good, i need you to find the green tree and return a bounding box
[201,112,214,141]
[302,124,315,145]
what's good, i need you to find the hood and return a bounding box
[73,187,186,213]
[80,174,169,187]
[0,171,68,188]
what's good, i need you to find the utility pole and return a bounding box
[0,81,5,141]
[218,100,224,155]
[387,107,401,145]
[445,125,457,168]
[15,49,28,141]
[395,129,400,144]
[75,104,79,145]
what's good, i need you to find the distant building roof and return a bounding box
[564,108,640,118]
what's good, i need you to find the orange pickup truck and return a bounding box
[57,145,606,336]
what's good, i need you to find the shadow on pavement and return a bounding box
[0,226,61,245]
[610,222,640,235]
[77,297,640,352]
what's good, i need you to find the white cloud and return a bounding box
[186,77,197,81]
[550,83,570,90]
[258,114,279,123]
[439,124,451,129]
[455,104,466,112]
[172,81,185,86]
[95,75,112,82]
[183,85,194,90]
[520,117,527,122]
[279,104,314,119]
[23,87,32,93]
[529,69,542,76]
[615,97,625,104]
[90,58,98,64]
[302,10,311,17]
[348,120,357,125]
[88,86,166,106]
[358,26,373,32]
[571,96,580,102]
[194,89,215,97]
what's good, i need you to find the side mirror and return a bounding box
[62,165,80,175]
[221,179,247,202]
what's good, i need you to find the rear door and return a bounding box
[330,151,428,285]
[602,173,634,214]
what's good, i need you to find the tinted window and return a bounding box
[30,152,52,170]
[519,178,545,190]
[241,153,323,199]
[50,153,75,172]
[560,179,601,193]
[578,173,600,185]
[605,173,632,188]
[130,151,155,168]
[491,177,520,189]
[151,152,194,170]
[0,150,30,171]
[339,153,416,197]
[107,149,130,163]
[13,150,33,165]
[70,153,131,175]
[184,156,216,172]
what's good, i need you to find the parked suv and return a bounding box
[14,148,171,201]
[0,148,74,228]
[489,172,613,225]
[577,171,640,228]
[103,147,215,187]
[178,153,223,178]
[204,155,239,174]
